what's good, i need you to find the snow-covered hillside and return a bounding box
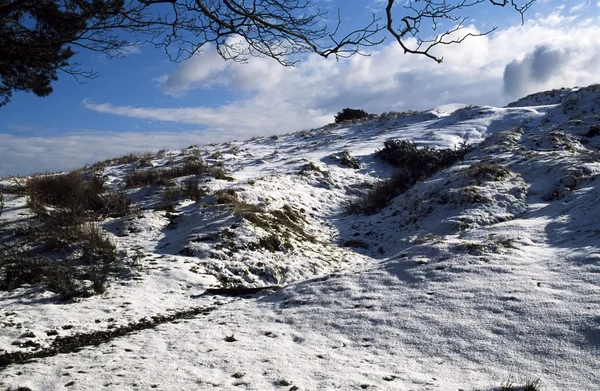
[1,85,599,390]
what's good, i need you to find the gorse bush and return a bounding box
[349,140,473,215]
[334,108,369,123]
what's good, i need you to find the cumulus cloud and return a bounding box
[503,44,568,97]
[157,47,227,96]
[156,38,286,96]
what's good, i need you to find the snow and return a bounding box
[1,86,599,390]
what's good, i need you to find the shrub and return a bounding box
[182,176,206,201]
[498,377,542,391]
[161,176,207,207]
[584,124,600,138]
[77,223,118,265]
[125,169,161,188]
[4,171,123,298]
[299,162,326,175]
[347,170,415,215]
[348,140,473,214]
[329,151,362,169]
[334,108,369,123]
[0,178,28,195]
[467,163,511,182]
[113,152,142,165]
[27,171,105,222]
[103,190,132,217]
[0,222,117,298]
[0,247,46,290]
[377,139,473,170]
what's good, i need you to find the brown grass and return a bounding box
[125,160,209,188]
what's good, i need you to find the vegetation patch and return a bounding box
[329,151,362,169]
[162,176,208,207]
[349,140,472,215]
[583,124,600,138]
[0,222,117,299]
[125,160,208,188]
[457,236,516,255]
[495,377,542,391]
[0,171,130,299]
[334,108,369,123]
[467,163,511,182]
[299,162,327,175]
[341,238,369,249]
[27,171,105,223]
[211,189,314,253]
[248,234,293,252]
[377,139,472,169]
[0,178,27,196]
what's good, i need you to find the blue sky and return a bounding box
[1,0,598,176]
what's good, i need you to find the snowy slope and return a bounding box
[1,86,599,390]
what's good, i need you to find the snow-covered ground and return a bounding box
[1,86,599,390]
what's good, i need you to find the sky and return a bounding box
[1,0,599,176]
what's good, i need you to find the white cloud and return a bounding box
[88,13,600,128]
[157,47,228,96]
[570,2,587,13]
[503,44,569,97]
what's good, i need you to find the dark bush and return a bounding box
[347,170,416,215]
[0,223,117,298]
[0,248,47,290]
[334,108,369,123]
[124,169,161,188]
[329,151,362,169]
[377,139,473,171]
[584,124,600,138]
[349,140,473,214]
